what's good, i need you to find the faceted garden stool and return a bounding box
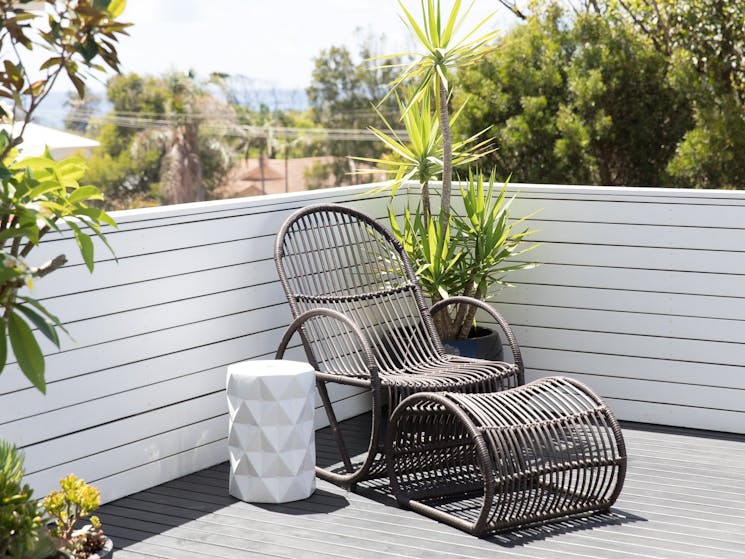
[386,376,627,536]
[226,360,316,503]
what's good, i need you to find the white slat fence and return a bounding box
[0,182,742,504]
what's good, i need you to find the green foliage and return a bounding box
[0,154,115,392]
[607,0,745,187]
[0,1,129,129]
[0,443,107,559]
[386,0,500,221]
[456,3,691,186]
[84,72,235,206]
[306,36,400,184]
[611,1,745,103]
[357,89,491,221]
[0,1,126,393]
[460,0,745,188]
[372,1,537,339]
[389,205,462,303]
[0,440,54,559]
[303,161,332,190]
[453,172,538,298]
[44,474,101,545]
[666,98,745,188]
[389,173,537,339]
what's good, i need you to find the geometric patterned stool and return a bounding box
[386,376,627,536]
[226,360,316,503]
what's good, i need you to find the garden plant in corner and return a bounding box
[0,0,129,393]
[366,0,538,346]
[1,439,112,558]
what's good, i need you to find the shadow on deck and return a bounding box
[97,414,745,559]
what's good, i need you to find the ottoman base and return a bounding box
[386,377,627,536]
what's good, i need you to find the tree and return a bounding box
[83,72,234,207]
[306,35,399,185]
[370,1,537,341]
[390,0,499,226]
[455,2,691,187]
[607,0,745,187]
[455,3,572,184]
[0,0,128,392]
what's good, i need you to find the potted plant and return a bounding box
[1,440,112,559]
[1,439,56,559]
[0,1,129,393]
[364,0,538,357]
[44,475,112,559]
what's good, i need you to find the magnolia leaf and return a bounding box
[77,230,95,272]
[68,222,95,272]
[16,303,60,348]
[8,312,45,393]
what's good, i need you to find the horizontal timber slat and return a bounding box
[0,182,743,506]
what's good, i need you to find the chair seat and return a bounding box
[379,356,518,392]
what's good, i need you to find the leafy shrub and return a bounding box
[0,440,54,558]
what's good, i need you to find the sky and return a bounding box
[104,0,514,91]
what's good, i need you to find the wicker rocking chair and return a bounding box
[274,203,524,487]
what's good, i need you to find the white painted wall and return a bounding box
[0,185,395,503]
[1,182,743,505]
[450,184,745,435]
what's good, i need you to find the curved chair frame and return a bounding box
[386,377,627,535]
[274,203,524,487]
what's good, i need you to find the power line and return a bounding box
[62,111,409,143]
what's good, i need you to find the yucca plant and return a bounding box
[389,172,538,339]
[371,0,539,341]
[382,0,499,226]
[356,89,491,221]
[446,172,539,338]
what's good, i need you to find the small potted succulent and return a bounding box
[1,439,112,559]
[43,475,113,559]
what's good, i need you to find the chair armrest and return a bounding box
[430,296,524,382]
[275,307,380,387]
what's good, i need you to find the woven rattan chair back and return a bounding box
[275,204,445,375]
[275,203,524,488]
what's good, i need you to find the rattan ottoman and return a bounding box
[386,376,627,536]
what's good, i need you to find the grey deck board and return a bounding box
[97,415,745,559]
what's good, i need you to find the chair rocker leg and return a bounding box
[317,379,354,473]
[315,380,383,489]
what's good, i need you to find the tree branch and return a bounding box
[32,254,67,279]
[496,0,528,20]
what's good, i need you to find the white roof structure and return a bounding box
[0,122,99,159]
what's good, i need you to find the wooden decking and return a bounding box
[97,414,745,559]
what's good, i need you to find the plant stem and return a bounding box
[33,254,67,278]
[20,224,51,257]
[421,180,431,222]
[437,78,452,227]
[454,283,475,339]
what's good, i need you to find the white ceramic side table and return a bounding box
[226,359,316,503]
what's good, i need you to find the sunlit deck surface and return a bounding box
[97,413,745,559]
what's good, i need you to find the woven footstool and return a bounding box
[386,376,627,536]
